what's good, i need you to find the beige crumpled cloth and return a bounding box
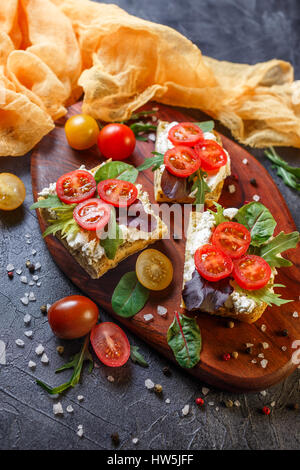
[1,0,300,156]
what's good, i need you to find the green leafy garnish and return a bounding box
[130,345,149,367]
[100,207,123,260]
[137,152,164,172]
[30,195,63,210]
[208,201,227,225]
[236,202,276,246]
[189,169,211,207]
[194,120,215,133]
[167,312,202,369]
[234,283,293,307]
[259,231,300,267]
[36,336,93,395]
[94,161,138,184]
[130,122,157,141]
[265,147,300,191]
[112,272,149,318]
[42,203,79,239]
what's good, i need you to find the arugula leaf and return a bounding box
[42,203,79,238]
[128,110,156,120]
[194,120,215,133]
[130,122,157,137]
[167,312,202,369]
[265,147,300,178]
[100,207,123,259]
[94,161,138,184]
[275,166,300,191]
[36,336,93,395]
[208,202,227,225]
[137,152,164,172]
[30,195,63,210]
[236,202,276,246]
[112,272,149,318]
[130,345,149,367]
[234,283,292,307]
[189,169,211,207]
[259,231,300,267]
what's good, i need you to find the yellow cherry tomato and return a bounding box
[0,173,26,211]
[136,249,173,291]
[65,114,99,150]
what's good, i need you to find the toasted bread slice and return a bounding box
[38,165,168,279]
[154,121,231,206]
[181,211,268,324]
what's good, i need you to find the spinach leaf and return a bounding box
[208,201,227,225]
[259,231,300,267]
[194,121,215,133]
[137,152,164,172]
[234,283,292,307]
[112,272,149,318]
[100,207,123,259]
[94,161,138,183]
[167,311,202,369]
[236,202,276,246]
[30,194,63,210]
[36,336,93,395]
[130,345,149,367]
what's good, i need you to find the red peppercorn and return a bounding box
[262,406,271,416]
[232,173,239,181]
[196,398,204,406]
[244,200,251,205]
[223,353,231,361]
[8,271,13,279]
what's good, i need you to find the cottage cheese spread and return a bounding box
[223,207,239,220]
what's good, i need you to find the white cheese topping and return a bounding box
[230,291,256,314]
[223,207,238,220]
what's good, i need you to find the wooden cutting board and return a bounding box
[31,102,300,392]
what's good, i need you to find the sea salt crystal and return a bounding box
[293,311,299,318]
[145,379,155,390]
[29,292,36,302]
[271,401,276,407]
[281,346,287,351]
[47,304,51,312]
[24,330,33,338]
[157,305,167,317]
[234,400,241,407]
[107,376,115,383]
[53,402,63,415]
[32,275,39,281]
[25,233,31,238]
[260,390,267,397]
[165,398,171,404]
[21,297,29,305]
[182,404,190,416]
[260,359,268,369]
[228,184,236,194]
[132,438,139,445]
[202,387,210,396]
[251,359,257,364]
[36,282,41,287]
[77,395,84,402]
[6,263,14,271]
[261,324,267,332]
[41,353,49,364]
[16,269,22,275]
[24,314,31,324]
[20,276,28,284]
[143,314,154,322]
[258,353,264,358]
[35,344,44,356]
[35,262,41,270]
[148,133,156,142]
[262,342,269,349]
[253,194,260,202]
[246,343,254,348]
[208,401,214,406]
[77,426,84,438]
[28,281,34,286]
[66,405,74,413]
[15,339,24,347]
[28,360,36,370]
[242,158,248,165]
[31,249,37,256]
[26,240,31,245]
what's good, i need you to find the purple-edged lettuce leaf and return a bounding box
[182,270,233,313]
[161,168,191,200]
[116,199,157,232]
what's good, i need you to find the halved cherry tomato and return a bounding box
[195,140,227,171]
[164,146,200,178]
[168,122,204,147]
[233,255,271,290]
[194,244,233,282]
[211,222,251,259]
[56,170,96,204]
[90,322,130,367]
[97,179,138,207]
[73,198,111,231]
[48,295,99,339]
[97,123,136,161]
[136,248,173,291]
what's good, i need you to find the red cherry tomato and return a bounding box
[56,170,96,205]
[97,123,136,161]
[168,122,204,147]
[90,322,130,367]
[73,198,111,231]
[97,179,138,207]
[233,255,272,290]
[195,140,227,171]
[164,146,200,178]
[211,222,251,259]
[48,295,99,339]
[194,244,233,282]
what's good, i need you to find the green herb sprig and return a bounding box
[264,147,300,191]
[130,346,149,367]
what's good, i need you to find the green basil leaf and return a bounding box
[208,201,227,225]
[112,272,149,318]
[236,202,276,246]
[130,345,149,367]
[100,207,123,259]
[194,121,215,133]
[94,161,138,184]
[30,195,62,210]
[234,283,292,307]
[167,312,202,369]
[259,231,300,267]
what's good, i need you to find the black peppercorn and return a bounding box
[111,432,120,446]
[40,305,47,315]
[28,263,35,273]
[250,178,257,187]
[163,366,171,377]
[245,346,253,354]
[282,329,289,337]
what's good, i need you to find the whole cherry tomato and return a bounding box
[97,123,136,161]
[65,114,99,150]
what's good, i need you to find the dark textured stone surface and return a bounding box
[0,0,300,450]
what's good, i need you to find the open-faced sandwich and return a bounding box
[182,202,299,323]
[31,160,167,279]
[138,120,231,206]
